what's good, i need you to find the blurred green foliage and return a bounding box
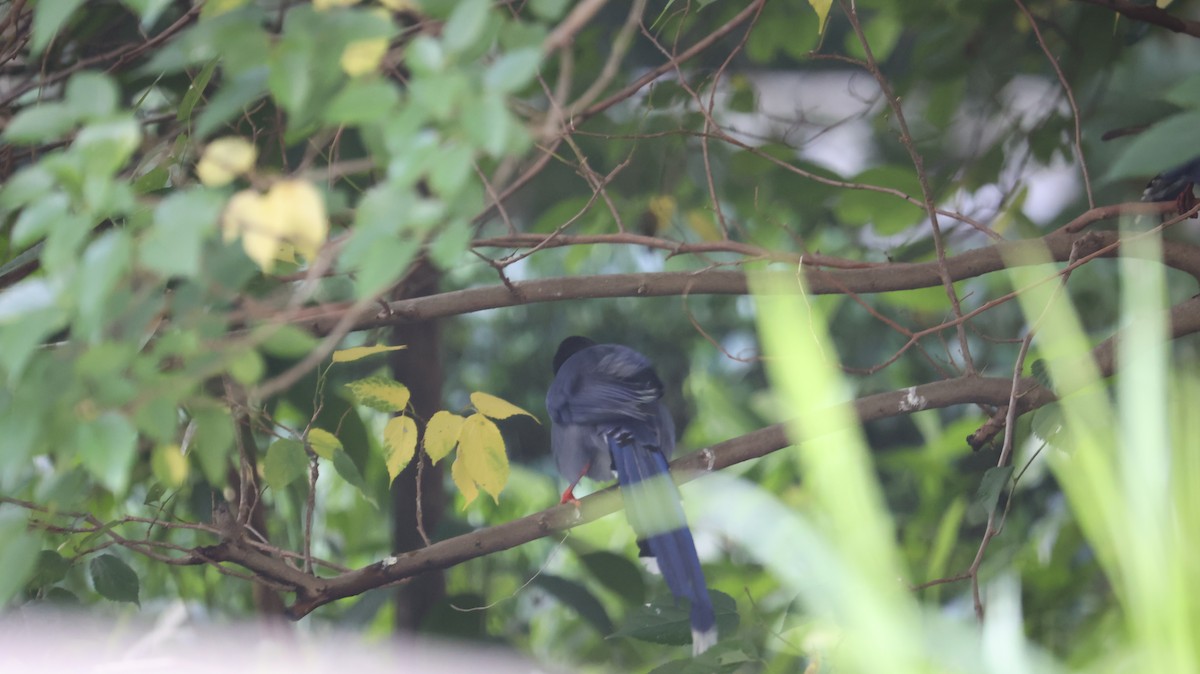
[1,0,1200,672]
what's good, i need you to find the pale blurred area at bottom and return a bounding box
[0,603,551,674]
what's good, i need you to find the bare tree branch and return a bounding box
[291,213,1197,335]
[1074,0,1200,38]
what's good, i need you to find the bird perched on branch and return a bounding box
[546,336,717,655]
[1143,155,1200,214]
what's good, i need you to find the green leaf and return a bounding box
[0,164,56,211]
[0,353,51,453]
[442,0,491,55]
[144,482,167,506]
[27,550,71,590]
[40,210,91,274]
[76,411,138,495]
[191,405,235,485]
[613,590,739,646]
[178,58,220,124]
[4,103,79,143]
[43,587,81,604]
[324,78,401,125]
[90,553,141,605]
[122,0,173,27]
[264,438,309,490]
[409,73,468,122]
[0,513,41,605]
[648,639,758,674]
[133,165,170,194]
[483,48,541,93]
[0,275,60,323]
[579,550,646,605]
[31,0,86,55]
[229,347,264,384]
[194,67,269,138]
[427,142,474,198]
[65,72,119,121]
[75,230,133,339]
[1032,403,1065,447]
[257,324,320,358]
[0,292,66,384]
[428,217,473,269]
[1106,110,1200,183]
[966,465,1014,525]
[833,166,925,235]
[844,13,900,61]
[531,574,614,634]
[74,117,142,177]
[332,448,377,507]
[529,0,570,20]
[349,234,419,299]
[269,34,315,119]
[140,188,225,279]
[12,193,70,248]
[1166,73,1200,107]
[405,36,445,75]
[462,92,512,158]
[140,6,268,75]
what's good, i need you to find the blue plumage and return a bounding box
[1143,155,1200,203]
[547,336,717,655]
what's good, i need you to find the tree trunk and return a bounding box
[388,259,446,631]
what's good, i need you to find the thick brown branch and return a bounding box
[293,217,1200,334]
[281,375,1055,617]
[1074,0,1200,37]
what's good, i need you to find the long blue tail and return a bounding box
[608,433,717,655]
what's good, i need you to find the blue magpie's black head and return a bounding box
[552,335,597,374]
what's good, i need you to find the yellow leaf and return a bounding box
[378,0,418,10]
[383,415,418,481]
[424,411,465,464]
[458,413,509,503]
[686,209,721,242]
[152,444,188,488]
[196,136,257,187]
[332,344,408,363]
[470,391,538,422]
[451,449,479,507]
[307,428,342,460]
[808,0,832,34]
[275,241,298,264]
[341,38,388,77]
[344,375,411,412]
[648,195,676,232]
[201,0,250,20]
[222,189,283,271]
[315,0,359,8]
[263,179,329,261]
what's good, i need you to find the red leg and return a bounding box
[559,462,591,504]
[1177,183,1197,218]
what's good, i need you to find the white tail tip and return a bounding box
[692,626,718,656]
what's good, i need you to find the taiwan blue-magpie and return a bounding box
[547,336,717,655]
